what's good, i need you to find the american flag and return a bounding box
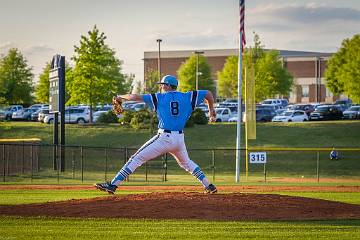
[239,0,246,52]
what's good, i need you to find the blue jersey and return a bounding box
[143,90,207,131]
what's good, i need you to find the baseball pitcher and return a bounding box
[95,75,217,194]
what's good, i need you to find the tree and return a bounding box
[133,80,143,94]
[36,62,73,104]
[68,25,127,122]
[217,56,238,98]
[144,69,160,93]
[177,54,215,93]
[123,73,135,94]
[0,48,34,105]
[35,62,51,103]
[254,50,293,102]
[217,33,293,102]
[325,34,360,103]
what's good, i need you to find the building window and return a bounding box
[302,85,309,97]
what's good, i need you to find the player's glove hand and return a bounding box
[112,96,124,114]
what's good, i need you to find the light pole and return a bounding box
[194,51,204,90]
[156,39,162,82]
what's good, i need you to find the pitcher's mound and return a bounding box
[1,192,360,220]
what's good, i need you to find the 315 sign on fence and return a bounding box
[249,152,267,164]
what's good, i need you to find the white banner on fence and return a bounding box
[249,152,267,164]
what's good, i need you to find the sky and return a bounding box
[0,0,359,84]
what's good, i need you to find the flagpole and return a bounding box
[236,0,245,182]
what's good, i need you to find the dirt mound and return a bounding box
[1,192,360,220]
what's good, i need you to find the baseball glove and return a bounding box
[112,96,123,114]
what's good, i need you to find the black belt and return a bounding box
[163,129,183,134]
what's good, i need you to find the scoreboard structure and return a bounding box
[49,54,66,171]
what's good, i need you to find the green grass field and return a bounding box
[1,121,360,183]
[1,120,360,148]
[1,217,359,240]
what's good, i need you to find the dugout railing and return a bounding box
[0,142,359,184]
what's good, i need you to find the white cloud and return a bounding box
[245,2,360,52]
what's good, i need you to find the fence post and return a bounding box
[264,163,267,182]
[6,145,9,179]
[316,150,320,183]
[105,147,108,182]
[212,149,215,182]
[124,147,129,182]
[164,153,168,182]
[2,145,5,182]
[145,161,148,182]
[80,147,84,182]
[22,142,25,174]
[30,145,33,183]
[72,149,75,179]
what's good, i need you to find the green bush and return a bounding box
[191,108,208,125]
[130,110,158,130]
[119,111,135,126]
[96,111,118,123]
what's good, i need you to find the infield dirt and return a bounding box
[1,185,360,220]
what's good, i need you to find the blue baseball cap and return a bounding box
[157,75,178,87]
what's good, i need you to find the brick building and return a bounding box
[143,49,336,103]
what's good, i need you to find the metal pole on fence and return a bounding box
[145,161,148,182]
[164,153,168,182]
[22,142,25,174]
[264,163,267,182]
[2,145,5,182]
[57,145,60,184]
[316,150,320,183]
[6,145,9,179]
[72,149,75,179]
[105,148,108,182]
[212,149,215,182]
[30,145,33,183]
[80,147,84,182]
[124,147,129,182]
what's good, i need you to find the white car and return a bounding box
[214,107,233,122]
[342,106,360,119]
[44,107,90,124]
[272,110,308,122]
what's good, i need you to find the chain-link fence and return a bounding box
[0,143,359,184]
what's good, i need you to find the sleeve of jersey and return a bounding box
[142,93,158,111]
[190,90,207,110]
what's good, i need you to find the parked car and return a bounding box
[261,99,283,106]
[132,102,147,111]
[287,104,315,116]
[44,107,90,124]
[29,104,49,110]
[256,109,276,122]
[309,105,343,120]
[11,108,37,121]
[241,109,276,122]
[38,108,50,122]
[335,99,352,111]
[259,104,283,112]
[214,107,233,122]
[272,110,309,122]
[122,101,140,111]
[342,106,360,119]
[0,105,23,120]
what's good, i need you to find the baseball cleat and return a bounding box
[204,184,217,194]
[94,182,117,194]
